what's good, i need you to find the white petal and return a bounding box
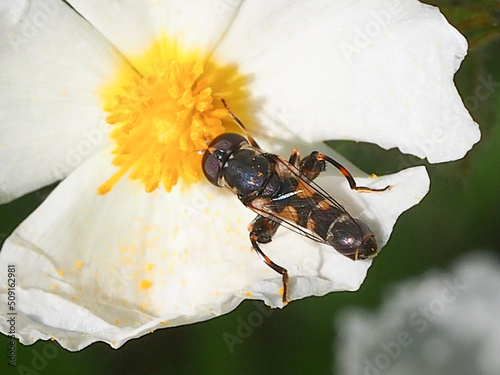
[0,1,125,203]
[66,0,243,70]
[215,0,480,163]
[248,164,429,306]
[0,147,255,350]
[0,142,428,350]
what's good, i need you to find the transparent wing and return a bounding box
[249,205,327,244]
[248,155,351,245]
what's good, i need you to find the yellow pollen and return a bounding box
[140,279,152,290]
[98,34,249,194]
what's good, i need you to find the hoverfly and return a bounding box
[202,99,389,304]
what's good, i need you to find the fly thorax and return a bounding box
[222,149,271,197]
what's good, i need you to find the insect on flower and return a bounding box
[202,100,390,304]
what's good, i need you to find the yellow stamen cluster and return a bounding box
[98,36,247,194]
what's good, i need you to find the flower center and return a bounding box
[98,35,248,194]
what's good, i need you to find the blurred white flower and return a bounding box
[335,253,500,375]
[0,0,478,350]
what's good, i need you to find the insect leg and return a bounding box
[298,151,325,181]
[248,215,289,304]
[300,151,390,192]
[288,148,301,168]
[221,98,261,150]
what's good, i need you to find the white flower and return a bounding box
[0,0,478,351]
[335,252,500,375]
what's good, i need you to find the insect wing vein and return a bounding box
[273,155,347,213]
[249,205,327,244]
[246,155,349,245]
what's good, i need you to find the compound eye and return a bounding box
[210,133,248,155]
[202,153,221,186]
[202,133,248,186]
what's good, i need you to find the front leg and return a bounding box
[248,215,289,304]
[299,151,390,192]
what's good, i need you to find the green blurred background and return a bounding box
[1,1,499,374]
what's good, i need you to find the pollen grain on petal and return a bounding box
[140,279,152,290]
[98,34,250,194]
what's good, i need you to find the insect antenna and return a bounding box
[221,98,261,150]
